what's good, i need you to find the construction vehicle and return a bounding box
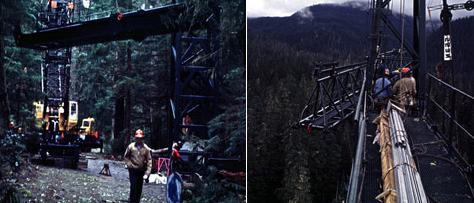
[34,101,78,132]
[33,100,103,164]
[79,117,103,152]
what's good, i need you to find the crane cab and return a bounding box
[80,117,99,140]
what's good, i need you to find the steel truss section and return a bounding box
[169,1,220,142]
[40,1,73,138]
[298,62,366,130]
[16,3,189,50]
[368,0,426,100]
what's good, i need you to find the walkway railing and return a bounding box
[425,73,474,168]
[346,66,367,202]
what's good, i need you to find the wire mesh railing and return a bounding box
[425,73,474,174]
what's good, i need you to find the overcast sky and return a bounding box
[247,0,474,19]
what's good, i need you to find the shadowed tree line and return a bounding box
[0,0,245,202]
[248,3,474,202]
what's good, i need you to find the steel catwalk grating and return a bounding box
[405,118,473,202]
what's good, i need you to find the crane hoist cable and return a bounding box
[400,0,406,68]
[427,0,437,35]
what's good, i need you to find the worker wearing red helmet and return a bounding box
[170,142,183,173]
[392,67,417,114]
[124,129,152,203]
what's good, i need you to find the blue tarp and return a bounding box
[167,172,183,203]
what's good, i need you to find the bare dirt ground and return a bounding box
[16,153,167,203]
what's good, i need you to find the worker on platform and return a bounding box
[124,129,152,203]
[373,68,392,111]
[392,67,417,114]
[167,142,184,203]
[181,114,192,135]
[170,142,183,173]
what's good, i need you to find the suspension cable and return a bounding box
[400,0,406,68]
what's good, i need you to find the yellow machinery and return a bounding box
[33,101,102,153]
[79,117,99,140]
[33,101,78,131]
[33,101,43,129]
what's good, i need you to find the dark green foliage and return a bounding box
[0,185,20,203]
[1,0,244,201]
[248,38,315,202]
[0,133,26,203]
[248,3,474,202]
[207,68,245,157]
[0,0,42,130]
[277,131,312,203]
[248,4,361,202]
[0,133,26,178]
[426,16,474,166]
[187,166,244,203]
[248,4,370,62]
[427,16,474,94]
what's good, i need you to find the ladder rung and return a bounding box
[181,36,208,42]
[180,95,214,100]
[179,124,208,129]
[183,65,212,71]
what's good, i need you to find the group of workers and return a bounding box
[124,129,183,203]
[373,64,417,114]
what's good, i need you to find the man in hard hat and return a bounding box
[373,68,392,111]
[168,142,184,203]
[392,67,417,114]
[170,142,185,173]
[124,129,152,203]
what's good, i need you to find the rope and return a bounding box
[400,0,406,68]
[381,162,419,183]
[375,188,397,202]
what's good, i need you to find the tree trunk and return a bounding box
[123,43,132,147]
[151,105,165,149]
[113,42,126,154]
[113,96,125,153]
[0,18,11,129]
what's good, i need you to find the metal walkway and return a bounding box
[357,112,473,202]
[360,113,382,203]
[406,118,473,202]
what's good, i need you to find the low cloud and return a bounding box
[297,7,314,19]
[247,0,474,19]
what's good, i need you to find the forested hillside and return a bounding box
[248,2,474,202]
[248,3,374,202]
[0,0,245,201]
[427,16,474,94]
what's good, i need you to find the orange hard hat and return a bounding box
[401,67,410,74]
[135,129,144,138]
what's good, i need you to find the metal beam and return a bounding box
[414,0,427,108]
[381,0,392,8]
[380,12,418,59]
[14,3,205,50]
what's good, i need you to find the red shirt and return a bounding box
[172,149,180,159]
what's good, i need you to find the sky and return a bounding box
[247,0,474,20]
